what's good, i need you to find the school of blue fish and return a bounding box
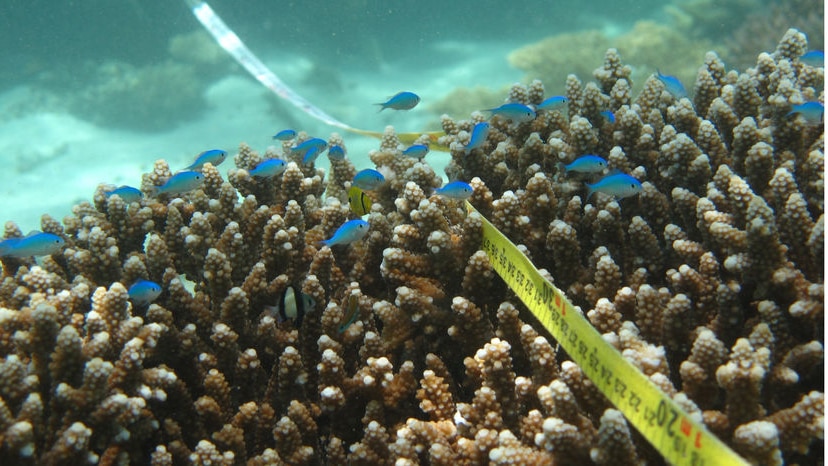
[8,72,810,332]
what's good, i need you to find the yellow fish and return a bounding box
[348,186,372,216]
[338,294,360,334]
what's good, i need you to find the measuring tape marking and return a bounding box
[467,202,748,466]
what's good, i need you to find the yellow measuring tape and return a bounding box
[466,201,748,466]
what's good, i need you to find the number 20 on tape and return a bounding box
[466,202,749,466]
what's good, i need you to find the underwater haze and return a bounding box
[0,0,822,230]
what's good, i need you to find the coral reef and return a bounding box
[666,0,824,70]
[508,21,714,96]
[0,29,824,465]
[34,31,231,131]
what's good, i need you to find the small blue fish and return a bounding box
[586,173,642,201]
[291,138,327,165]
[264,285,315,326]
[537,96,568,111]
[799,50,824,67]
[249,159,287,178]
[302,146,324,165]
[352,169,385,190]
[185,149,227,171]
[435,180,474,200]
[153,171,205,196]
[655,70,688,99]
[465,122,490,153]
[402,144,429,159]
[291,137,328,156]
[105,185,143,203]
[599,110,616,124]
[560,155,608,174]
[376,91,420,111]
[321,219,370,247]
[128,279,162,306]
[485,103,536,123]
[273,129,297,141]
[0,232,65,258]
[327,145,346,160]
[786,101,824,125]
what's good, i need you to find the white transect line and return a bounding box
[185,0,354,131]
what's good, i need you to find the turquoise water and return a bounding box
[0,0,822,230]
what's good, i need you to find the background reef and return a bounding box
[435,0,825,120]
[0,28,823,466]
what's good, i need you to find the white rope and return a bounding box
[183,0,446,148]
[186,0,353,131]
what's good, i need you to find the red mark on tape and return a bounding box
[680,417,692,437]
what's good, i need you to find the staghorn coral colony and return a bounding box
[0,28,823,465]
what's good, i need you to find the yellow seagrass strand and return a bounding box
[466,201,748,466]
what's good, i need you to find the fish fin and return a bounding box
[585,183,596,202]
[0,240,14,257]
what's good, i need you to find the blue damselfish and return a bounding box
[291,137,327,156]
[352,169,385,190]
[786,101,824,124]
[485,103,536,123]
[655,70,688,99]
[537,96,568,111]
[402,144,429,159]
[465,122,490,153]
[250,159,287,178]
[321,219,370,247]
[0,232,65,258]
[799,50,824,67]
[185,149,227,171]
[599,110,616,124]
[435,180,474,200]
[327,145,346,160]
[128,280,162,306]
[560,155,608,174]
[376,91,420,111]
[272,129,297,141]
[153,171,205,196]
[105,185,143,203]
[586,173,642,201]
